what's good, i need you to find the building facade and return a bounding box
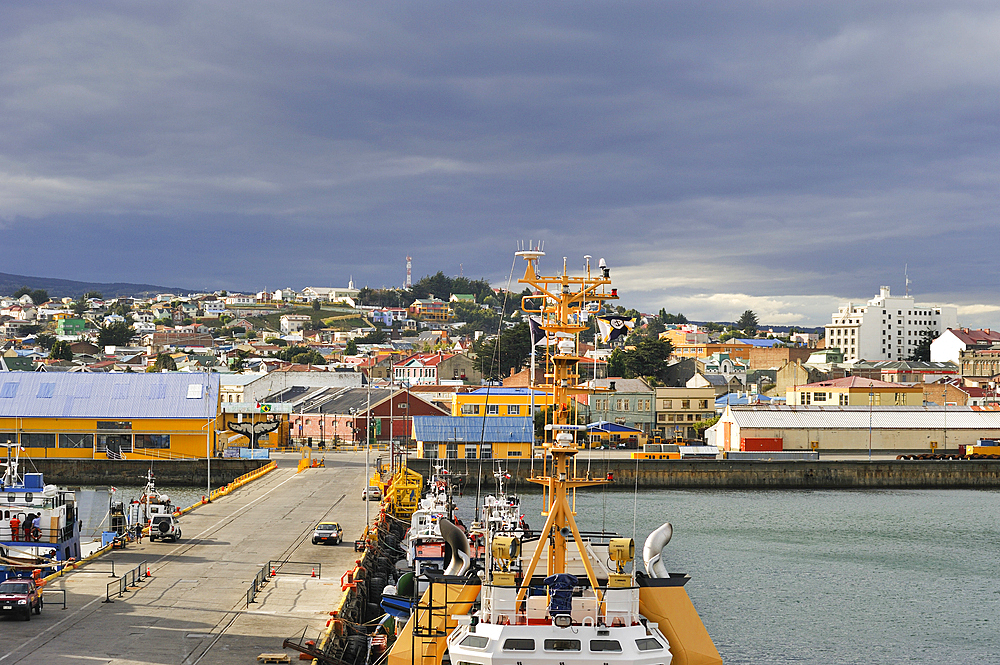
[824,286,957,362]
[786,376,924,406]
[653,386,717,439]
[584,378,654,434]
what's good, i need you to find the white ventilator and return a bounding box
[643,522,673,578]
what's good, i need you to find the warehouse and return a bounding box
[714,404,1000,454]
[412,415,534,459]
[0,372,220,460]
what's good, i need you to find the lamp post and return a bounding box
[868,389,873,462]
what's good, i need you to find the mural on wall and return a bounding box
[227,418,282,447]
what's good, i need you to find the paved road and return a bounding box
[0,451,373,665]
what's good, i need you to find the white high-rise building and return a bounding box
[825,286,957,362]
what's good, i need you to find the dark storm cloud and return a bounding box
[1,1,998,325]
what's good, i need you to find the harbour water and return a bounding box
[460,486,1000,664]
[74,485,209,541]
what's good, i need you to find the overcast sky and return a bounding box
[1,2,998,327]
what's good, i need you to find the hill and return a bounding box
[0,272,194,300]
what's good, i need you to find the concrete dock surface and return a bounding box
[0,451,373,665]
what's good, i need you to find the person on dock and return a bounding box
[132,521,143,544]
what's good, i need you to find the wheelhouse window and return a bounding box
[543,639,581,651]
[459,635,490,649]
[502,638,535,651]
[590,640,622,652]
[636,638,664,651]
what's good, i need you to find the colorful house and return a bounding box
[452,387,554,417]
[413,415,534,459]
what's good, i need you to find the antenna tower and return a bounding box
[405,256,412,288]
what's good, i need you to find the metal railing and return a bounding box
[42,588,66,610]
[246,564,273,607]
[103,561,148,603]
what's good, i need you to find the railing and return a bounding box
[42,588,66,610]
[246,564,273,607]
[268,560,321,578]
[103,561,148,603]
[480,582,639,627]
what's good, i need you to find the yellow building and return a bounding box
[672,341,751,361]
[786,376,924,406]
[0,373,222,460]
[452,388,554,417]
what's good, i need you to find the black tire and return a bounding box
[312,538,319,545]
[150,536,156,542]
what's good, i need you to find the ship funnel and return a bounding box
[642,522,673,579]
[439,519,472,576]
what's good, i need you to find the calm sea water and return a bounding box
[74,485,211,540]
[458,487,1000,664]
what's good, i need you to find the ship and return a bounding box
[0,443,83,581]
[388,247,724,665]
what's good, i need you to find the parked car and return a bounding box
[149,515,182,542]
[0,578,41,620]
[361,486,382,501]
[312,522,344,545]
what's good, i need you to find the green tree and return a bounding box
[606,338,673,384]
[534,403,586,441]
[312,299,321,311]
[275,345,327,365]
[83,291,103,300]
[737,310,759,336]
[151,353,177,371]
[355,328,387,344]
[909,330,935,362]
[97,321,135,347]
[34,333,56,350]
[71,299,88,317]
[50,340,73,361]
[345,338,358,355]
[473,323,531,381]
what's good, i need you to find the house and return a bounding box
[930,328,1000,365]
[671,341,752,362]
[850,360,958,384]
[55,318,87,336]
[202,300,227,316]
[453,387,554,417]
[150,330,215,350]
[408,298,453,322]
[280,314,312,335]
[224,295,255,307]
[0,304,37,321]
[393,352,480,385]
[786,376,923,406]
[413,415,533,460]
[687,373,742,397]
[301,284,360,303]
[654,387,717,440]
[584,378,654,436]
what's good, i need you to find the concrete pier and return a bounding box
[407,457,1000,489]
[18,458,270,485]
[0,451,371,665]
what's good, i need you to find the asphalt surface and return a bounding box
[0,451,372,665]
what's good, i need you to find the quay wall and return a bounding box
[21,459,268,486]
[406,458,1000,489]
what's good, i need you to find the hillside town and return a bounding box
[2,275,999,459]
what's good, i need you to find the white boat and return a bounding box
[403,464,459,576]
[127,469,174,529]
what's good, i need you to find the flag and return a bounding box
[528,316,549,347]
[597,316,635,343]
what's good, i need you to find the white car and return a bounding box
[361,486,382,501]
[149,515,182,542]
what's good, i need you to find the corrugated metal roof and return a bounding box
[0,372,219,419]
[726,405,1000,430]
[412,416,533,442]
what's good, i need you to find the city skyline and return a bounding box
[1,2,998,327]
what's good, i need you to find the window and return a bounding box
[507,405,520,415]
[814,392,826,402]
[657,413,667,422]
[615,398,629,411]
[461,405,480,415]
[480,444,492,459]
[802,392,811,405]
[460,636,490,649]
[97,421,132,430]
[590,640,622,652]
[660,399,672,409]
[698,400,709,409]
[21,433,55,448]
[681,400,690,409]
[485,404,499,415]
[503,639,535,651]
[446,442,458,459]
[839,394,849,406]
[544,639,581,651]
[135,434,170,449]
[97,434,132,453]
[424,445,438,459]
[59,433,93,449]
[636,638,664,651]
[465,445,478,459]
[506,449,522,457]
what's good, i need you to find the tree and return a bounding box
[34,333,56,350]
[658,309,688,325]
[71,299,88,317]
[50,340,73,361]
[473,323,531,381]
[312,299,321,311]
[909,330,934,362]
[606,338,673,384]
[534,403,586,441]
[737,310,759,336]
[356,328,387,344]
[83,291,103,300]
[276,345,327,365]
[97,321,134,347]
[150,353,177,371]
[345,338,358,355]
